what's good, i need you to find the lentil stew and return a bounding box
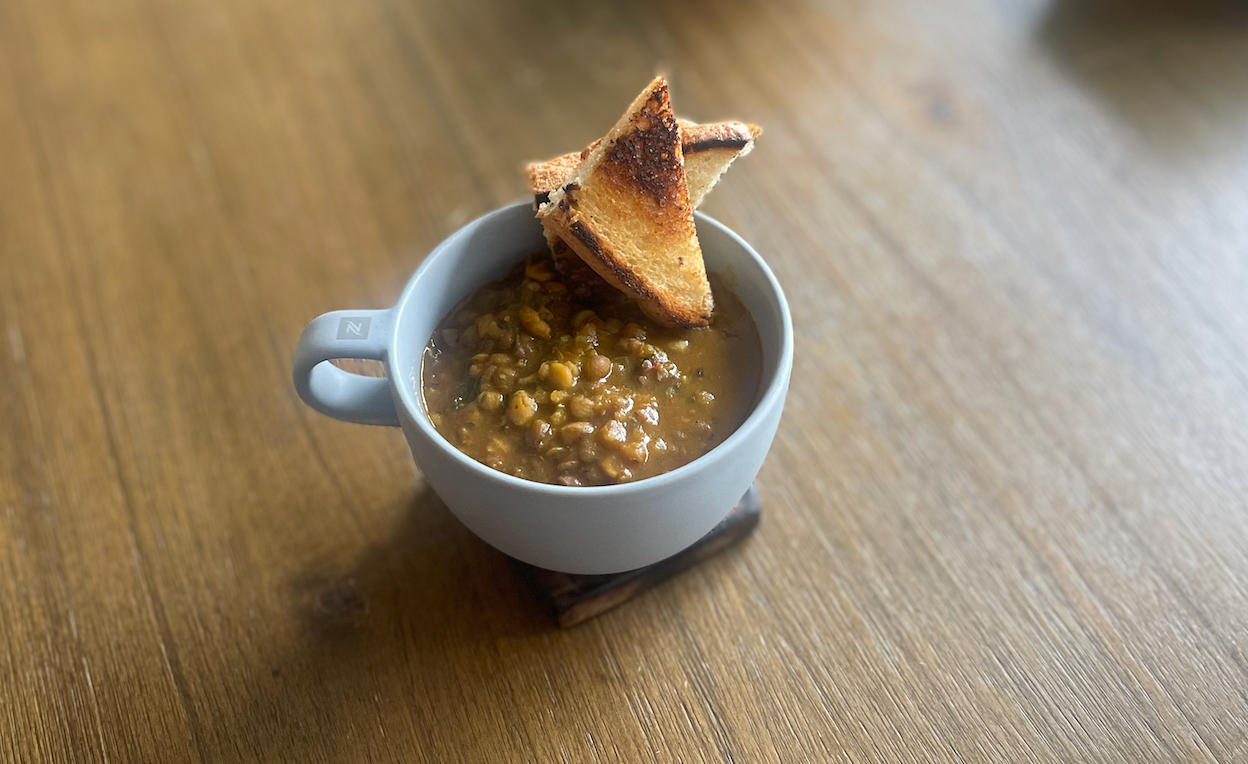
[420,250,761,486]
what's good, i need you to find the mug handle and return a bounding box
[293,309,400,427]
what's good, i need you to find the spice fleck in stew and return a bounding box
[420,251,761,486]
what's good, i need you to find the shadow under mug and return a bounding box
[294,202,792,574]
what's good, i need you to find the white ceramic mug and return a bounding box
[293,202,792,573]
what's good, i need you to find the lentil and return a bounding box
[507,390,538,426]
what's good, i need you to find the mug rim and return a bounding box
[389,202,793,498]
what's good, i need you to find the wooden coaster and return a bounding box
[514,484,761,627]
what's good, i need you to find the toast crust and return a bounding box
[683,121,760,154]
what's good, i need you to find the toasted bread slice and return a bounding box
[680,120,762,207]
[527,120,760,208]
[528,119,760,302]
[538,77,713,328]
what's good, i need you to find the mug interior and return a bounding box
[389,202,790,490]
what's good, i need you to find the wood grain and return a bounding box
[3,0,1248,760]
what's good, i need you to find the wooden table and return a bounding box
[4,0,1248,760]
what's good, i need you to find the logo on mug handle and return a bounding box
[336,317,371,340]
